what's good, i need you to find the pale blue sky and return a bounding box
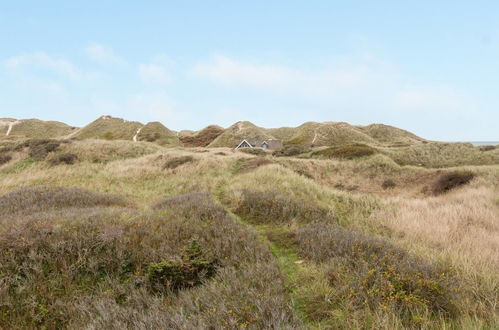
[1,1,498,140]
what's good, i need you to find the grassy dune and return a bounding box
[0,139,498,328]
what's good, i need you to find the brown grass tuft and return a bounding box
[162,155,195,170]
[432,171,475,195]
[0,154,12,165]
[0,186,132,217]
[49,153,78,165]
[233,157,274,174]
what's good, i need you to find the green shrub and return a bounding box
[162,155,195,170]
[15,139,66,160]
[233,189,334,224]
[238,147,267,156]
[432,171,475,195]
[49,153,78,165]
[382,179,396,189]
[272,145,310,157]
[0,154,12,165]
[312,144,377,159]
[296,223,459,322]
[147,240,218,293]
[233,157,274,174]
[478,145,496,152]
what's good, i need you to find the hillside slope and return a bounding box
[208,121,274,148]
[0,118,76,140]
[136,121,181,146]
[72,116,143,141]
[180,125,224,147]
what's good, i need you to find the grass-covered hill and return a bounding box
[135,121,181,146]
[0,135,498,328]
[207,121,274,148]
[0,118,76,140]
[179,125,224,147]
[71,116,144,141]
[268,121,426,147]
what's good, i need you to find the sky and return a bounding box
[1,1,498,141]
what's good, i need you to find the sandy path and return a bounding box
[133,127,143,142]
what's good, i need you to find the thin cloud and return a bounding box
[4,51,81,80]
[138,64,171,86]
[85,43,127,66]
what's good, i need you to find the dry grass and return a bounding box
[312,144,378,159]
[0,137,497,328]
[162,155,195,170]
[296,223,459,325]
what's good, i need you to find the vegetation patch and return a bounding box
[479,145,496,152]
[233,189,334,225]
[296,222,459,323]
[180,125,224,147]
[147,240,219,293]
[49,153,78,165]
[162,155,195,170]
[382,179,396,189]
[152,192,226,221]
[312,144,378,159]
[272,145,311,157]
[15,139,65,160]
[233,157,274,174]
[431,171,475,195]
[0,153,12,165]
[238,147,267,156]
[0,186,132,217]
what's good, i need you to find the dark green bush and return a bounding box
[382,179,396,189]
[432,171,475,195]
[233,157,274,174]
[238,147,266,156]
[296,223,459,322]
[478,145,496,152]
[50,153,78,165]
[15,139,65,160]
[312,144,377,159]
[0,154,12,165]
[147,240,218,293]
[233,189,334,224]
[162,155,195,169]
[272,145,311,157]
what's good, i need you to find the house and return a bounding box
[235,139,283,150]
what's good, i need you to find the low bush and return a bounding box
[162,155,195,170]
[233,157,274,174]
[147,240,219,293]
[238,147,267,156]
[382,179,396,189]
[15,139,67,160]
[296,223,459,323]
[0,186,132,217]
[152,192,226,221]
[432,171,475,195]
[479,145,496,152]
[233,189,334,224]
[272,145,311,157]
[0,154,12,165]
[49,153,78,165]
[312,144,377,159]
